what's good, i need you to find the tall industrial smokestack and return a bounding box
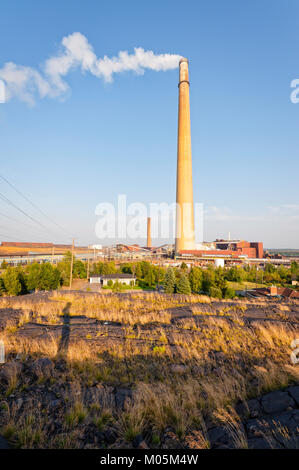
[147,217,152,248]
[175,58,195,253]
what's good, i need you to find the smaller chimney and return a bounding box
[270,285,277,296]
[147,217,152,248]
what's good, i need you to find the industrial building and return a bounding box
[179,240,263,259]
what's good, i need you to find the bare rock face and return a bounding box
[114,388,132,410]
[0,360,22,383]
[0,308,26,332]
[0,435,10,449]
[236,398,261,420]
[288,386,299,406]
[247,437,271,449]
[31,358,54,379]
[261,391,295,414]
[208,426,233,448]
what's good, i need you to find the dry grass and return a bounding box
[0,291,298,448]
[213,407,248,449]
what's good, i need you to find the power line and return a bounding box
[0,174,70,237]
[0,232,25,242]
[0,191,48,230]
[0,210,47,233]
[0,211,61,242]
[0,191,68,242]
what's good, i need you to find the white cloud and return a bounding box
[0,32,182,104]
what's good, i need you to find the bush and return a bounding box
[3,267,23,296]
[209,286,222,299]
[176,274,191,295]
[223,287,235,299]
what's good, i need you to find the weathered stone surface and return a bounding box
[246,409,299,441]
[115,388,132,410]
[246,417,273,437]
[0,360,22,382]
[104,428,117,444]
[0,435,10,449]
[261,391,295,414]
[236,398,261,420]
[247,438,271,449]
[0,308,26,332]
[288,386,299,407]
[208,426,232,446]
[32,357,54,378]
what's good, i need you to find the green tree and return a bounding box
[57,251,72,285]
[73,260,86,279]
[176,274,191,294]
[202,268,215,294]
[0,277,5,295]
[120,263,133,274]
[223,286,235,299]
[3,267,23,296]
[135,263,143,279]
[209,286,222,299]
[145,266,155,287]
[26,263,41,291]
[102,261,117,275]
[27,263,61,291]
[163,267,176,294]
[189,267,203,293]
[153,266,165,286]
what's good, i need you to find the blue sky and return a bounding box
[0,0,299,248]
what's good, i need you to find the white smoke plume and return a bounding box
[0,32,182,105]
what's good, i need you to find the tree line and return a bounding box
[0,253,298,297]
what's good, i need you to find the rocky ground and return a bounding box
[0,291,298,449]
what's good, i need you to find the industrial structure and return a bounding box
[179,240,264,260]
[0,60,278,270]
[147,217,152,248]
[175,58,195,253]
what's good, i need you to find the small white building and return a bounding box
[214,258,225,268]
[89,273,136,287]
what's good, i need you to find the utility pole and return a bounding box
[69,238,75,288]
[87,250,90,280]
[51,246,55,265]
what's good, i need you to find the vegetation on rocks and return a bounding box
[0,290,298,448]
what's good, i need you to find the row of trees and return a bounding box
[0,263,61,296]
[224,262,299,285]
[0,251,88,296]
[163,265,235,298]
[1,255,297,298]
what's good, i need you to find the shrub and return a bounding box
[209,286,222,299]
[176,274,191,295]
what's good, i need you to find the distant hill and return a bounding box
[267,249,299,258]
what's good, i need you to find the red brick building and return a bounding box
[180,240,264,259]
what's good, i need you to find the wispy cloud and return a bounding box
[0,32,182,105]
[205,204,299,222]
